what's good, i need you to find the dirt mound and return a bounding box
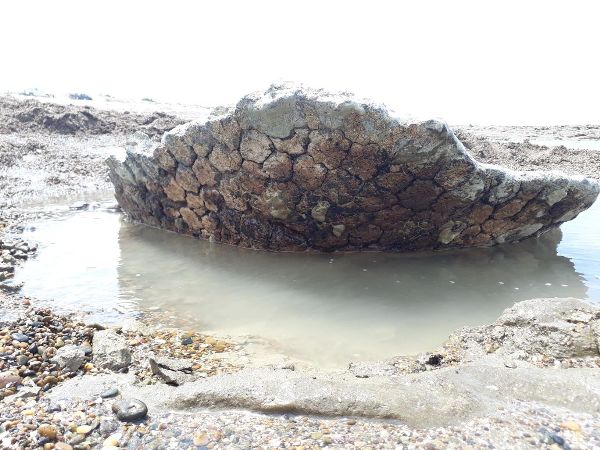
[456,129,600,182]
[0,96,185,137]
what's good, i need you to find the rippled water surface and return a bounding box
[14,200,600,367]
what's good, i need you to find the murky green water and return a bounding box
[13,200,600,367]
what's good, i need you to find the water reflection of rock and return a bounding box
[116,223,587,365]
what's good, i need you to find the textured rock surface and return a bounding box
[51,345,86,372]
[92,330,132,371]
[107,85,600,251]
[446,297,600,362]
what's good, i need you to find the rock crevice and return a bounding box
[107,84,599,251]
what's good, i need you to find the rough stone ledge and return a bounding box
[47,365,600,428]
[107,84,600,251]
[48,298,600,428]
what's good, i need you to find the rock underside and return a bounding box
[107,85,600,251]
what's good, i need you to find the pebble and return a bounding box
[103,435,120,447]
[0,373,22,388]
[76,425,93,434]
[561,421,581,432]
[55,443,74,450]
[193,432,209,446]
[38,424,58,440]
[539,427,567,447]
[112,398,148,421]
[11,332,29,342]
[69,434,85,445]
[101,387,119,398]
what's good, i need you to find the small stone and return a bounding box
[38,424,58,440]
[55,338,65,348]
[69,434,85,445]
[561,421,581,432]
[76,425,92,435]
[0,372,22,388]
[11,332,29,343]
[99,418,119,436]
[180,337,193,345]
[70,201,89,210]
[311,432,323,440]
[51,345,86,372]
[42,375,59,386]
[16,355,29,366]
[55,443,73,450]
[93,330,132,371]
[112,398,148,422]
[100,387,119,398]
[193,433,209,446]
[103,435,120,447]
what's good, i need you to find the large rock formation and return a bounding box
[107,85,599,251]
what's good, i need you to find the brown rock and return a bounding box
[192,159,219,187]
[349,224,383,245]
[481,219,518,235]
[208,144,242,172]
[154,146,177,172]
[373,206,412,230]
[307,129,350,169]
[207,116,241,151]
[240,129,273,163]
[201,188,223,212]
[494,198,527,219]
[180,208,203,231]
[166,137,195,167]
[272,129,309,155]
[263,152,292,180]
[398,180,443,211]
[343,143,383,180]
[201,214,219,234]
[468,203,494,224]
[514,201,548,223]
[434,160,476,190]
[293,155,327,190]
[163,179,186,202]
[175,166,199,193]
[186,193,205,210]
[376,166,414,192]
[220,177,249,212]
[107,85,599,252]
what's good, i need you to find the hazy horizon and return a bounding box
[1,0,599,125]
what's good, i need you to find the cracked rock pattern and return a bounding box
[107,85,599,252]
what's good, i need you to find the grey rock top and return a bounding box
[107,84,600,251]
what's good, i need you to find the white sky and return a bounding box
[1,0,599,125]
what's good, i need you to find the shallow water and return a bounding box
[14,200,600,367]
